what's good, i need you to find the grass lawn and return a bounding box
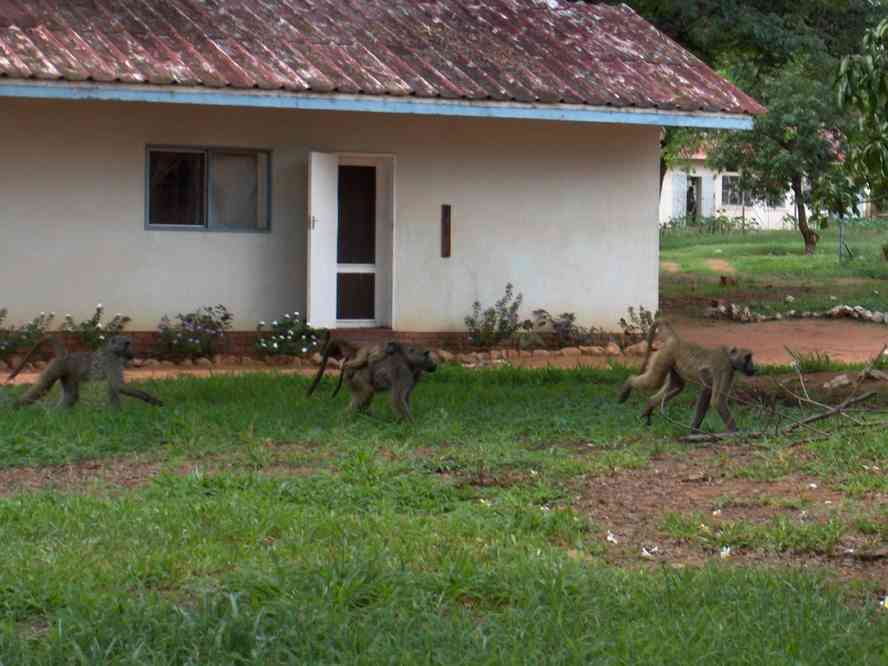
[0,367,886,664]
[660,222,888,318]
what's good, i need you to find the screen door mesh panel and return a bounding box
[337,273,375,320]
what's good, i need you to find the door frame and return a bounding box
[334,153,396,329]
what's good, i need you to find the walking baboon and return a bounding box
[307,336,436,421]
[7,335,163,410]
[618,320,755,432]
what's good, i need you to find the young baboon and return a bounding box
[307,336,436,421]
[7,335,163,410]
[618,320,755,432]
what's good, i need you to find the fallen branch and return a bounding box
[783,391,877,433]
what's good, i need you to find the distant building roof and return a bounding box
[0,1,765,123]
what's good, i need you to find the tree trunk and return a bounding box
[792,176,818,255]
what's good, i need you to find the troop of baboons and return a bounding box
[5,319,756,433]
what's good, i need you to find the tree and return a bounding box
[705,59,856,254]
[608,1,888,205]
[837,18,888,213]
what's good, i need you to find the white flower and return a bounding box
[284,314,291,319]
[273,320,278,326]
[259,321,266,326]
[302,347,308,353]
[97,303,103,308]
[40,312,45,316]
[720,546,732,559]
[273,342,278,349]
[97,323,103,329]
[66,314,72,318]
[881,596,888,611]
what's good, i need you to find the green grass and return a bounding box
[1,368,887,663]
[660,225,888,316]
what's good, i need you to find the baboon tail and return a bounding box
[306,331,332,397]
[5,336,51,384]
[332,364,347,398]
[638,319,661,375]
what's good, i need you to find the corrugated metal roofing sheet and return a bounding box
[0,0,765,116]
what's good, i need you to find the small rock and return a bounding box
[606,342,622,356]
[458,353,476,364]
[130,358,146,368]
[774,314,783,321]
[311,352,324,366]
[194,358,213,368]
[560,347,581,357]
[489,350,504,361]
[159,361,176,368]
[31,361,47,371]
[177,358,194,367]
[211,355,223,366]
[623,341,650,356]
[518,350,532,358]
[476,351,491,362]
[435,349,455,363]
[823,374,852,390]
[532,349,551,358]
[142,359,161,368]
[580,345,606,356]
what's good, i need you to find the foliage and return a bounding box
[0,310,55,362]
[706,58,860,254]
[837,18,888,214]
[464,283,523,347]
[530,309,600,348]
[661,211,759,235]
[618,306,658,341]
[157,305,233,359]
[61,304,131,351]
[255,311,325,357]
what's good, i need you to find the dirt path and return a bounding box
[670,318,888,365]
[704,258,735,274]
[660,261,680,273]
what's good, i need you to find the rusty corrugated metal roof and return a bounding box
[0,0,765,116]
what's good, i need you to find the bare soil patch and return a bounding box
[574,448,888,585]
[670,318,888,365]
[0,443,324,496]
[660,261,681,273]
[704,258,736,274]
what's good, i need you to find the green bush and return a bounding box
[0,309,55,361]
[157,305,233,360]
[464,283,523,347]
[61,304,131,351]
[256,311,325,357]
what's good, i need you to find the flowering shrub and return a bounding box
[256,311,325,357]
[464,283,523,347]
[530,309,600,348]
[157,305,233,359]
[618,305,658,342]
[0,309,55,361]
[61,304,131,350]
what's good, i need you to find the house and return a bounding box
[659,151,798,230]
[0,0,763,344]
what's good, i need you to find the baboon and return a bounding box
[618,320,755,432]
[307,336,436,421]
[6,335,163,410]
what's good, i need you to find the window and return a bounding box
[721,175,753,207]
[147,147,270,231]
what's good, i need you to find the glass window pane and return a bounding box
[210,152,269,230]
[148,151,205,226]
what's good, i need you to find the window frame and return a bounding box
[145,145,273,233]
[721,174,754,207]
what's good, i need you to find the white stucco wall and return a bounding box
[659,161,798,230]
[1,98,659,332]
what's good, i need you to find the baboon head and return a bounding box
[729,347,756,376]
[106,335,136,360]
[385,342,437,373]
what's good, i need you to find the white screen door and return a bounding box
[307,152,339,328]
